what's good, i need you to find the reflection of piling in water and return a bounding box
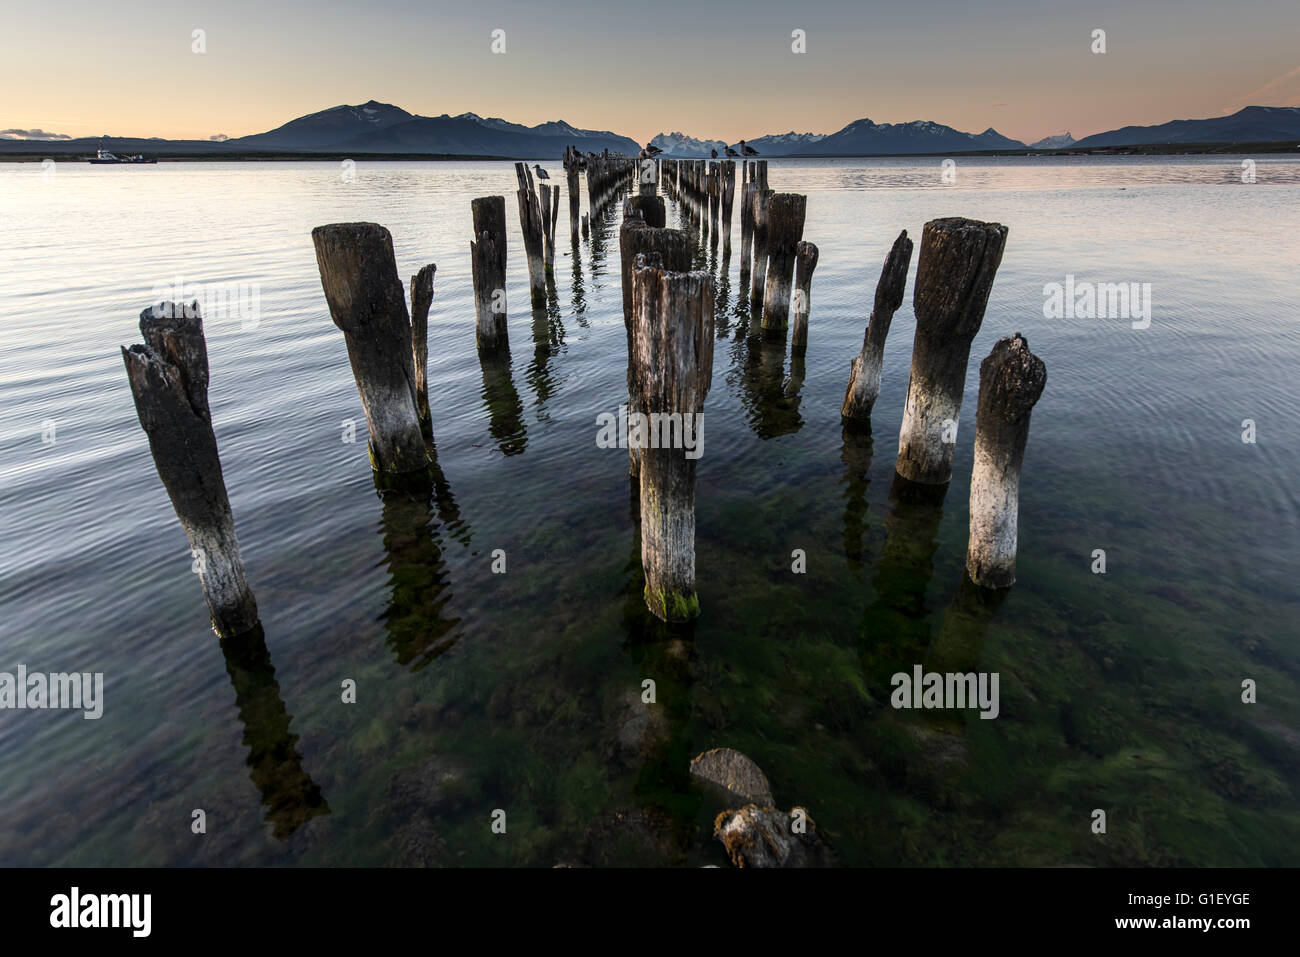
[629,256,714,622]
[761,193,807,337]
[842,229,913,424]
[896,217,1007,485]
[219,624,330,838]
[526,297,564,415]
[409,262,436,442]
[476,350,527,456]
[470,196,509,354]
[791,240,818,356]
[863,474,949,676]
[377,473,462,669]
[925,573,1009,676]
[739,331,804,439]
[839,424,875,571]
[121,302,259,638]
[966,334,1047,589]
[312,222,430,474]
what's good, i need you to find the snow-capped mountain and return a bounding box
[649,132,728,157]
[1030,133,1076,150]
[792,117,1028,155]
[743,131,827,154]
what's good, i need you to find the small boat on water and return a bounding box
[88,147,157,165]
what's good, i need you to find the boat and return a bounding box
[88,147,157,165]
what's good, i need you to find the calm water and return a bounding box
[1,156,1298,866]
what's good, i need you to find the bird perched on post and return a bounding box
[644,143,663,157]
[533,164,550,180]
[710,148,718,158]
[725,146,739,157]
[740,140,759,156]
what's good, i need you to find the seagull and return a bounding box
[644,143,663,157]
[725,146,739,157]
[740,140,759,156]
[533,164,550,180]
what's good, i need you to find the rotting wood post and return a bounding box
[624,194,666,229]
[842,229,914,423]
[409,262,436,441]
[966,333,1046,589]
[896,217,1009,484]
[739,171,754,282]
[566,151,581,241]
[707,162,719,247]
[470,196,509,354]
[790,240,818,356]
[514,162,547,304]
[630,254,715,622]
[540,182,560,273]
[620,212,691,476]
[312,222,430,474]
[720,161,736,255]
[761,193,807,336]
[121,302,260,638]
[748,188,773,312]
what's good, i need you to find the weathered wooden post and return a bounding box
[470,196,509,353]
[409,262,436,441]
[707,162,720,248]
[748,188,773,311]
[624,194,666,229]
[540,182,561,274]
[790,240,818,356]
[313,222,430,474]
[720,160,736,255]
[630,255,715,621]
[842,229,913,423]
[620,210,691,475]
[760,193,807,335]
[514,162,547,304]
[121,302,260,638]
[896,217,1008,485]
[739,167,754,283]
[966,333,1046,589]
[565,147,582,241]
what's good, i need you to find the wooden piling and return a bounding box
[842,230,914,423]
[720,160,736,254]
[470,196,509,353]
[624,194,666,229]
[966,333,1046,588]
[312,222,430,474]
[514,162,547,304]
[748,188,773,311]
[564,146,582,241]
[540,182,560,273]
[790,241,818,355]
[409,262,436,441]
[121,302,260,638]
[895,217,1008,485]
[629,255,715,622]
[760,193,806,334]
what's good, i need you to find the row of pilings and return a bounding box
[120,151,1046,639]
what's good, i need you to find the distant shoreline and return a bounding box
[2,139,1297,163]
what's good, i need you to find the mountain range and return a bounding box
[6,103,1299,158]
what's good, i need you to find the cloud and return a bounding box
[1229,64,1300,111]
[0,128,71,141]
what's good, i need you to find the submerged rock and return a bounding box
[713,804,833,868]
[689,748,775,808]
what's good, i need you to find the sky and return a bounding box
[3,0,1299,145]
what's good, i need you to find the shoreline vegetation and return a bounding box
[4,139,1299,163]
